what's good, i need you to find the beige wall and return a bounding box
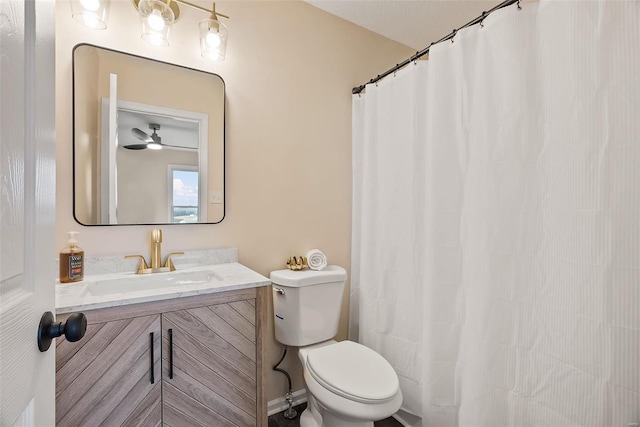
[55,0,412,403]
[117,148,198,224]
[74,46,100,223]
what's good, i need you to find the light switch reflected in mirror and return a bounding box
[73,44,225,225]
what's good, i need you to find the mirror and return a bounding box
[73,44,225,225]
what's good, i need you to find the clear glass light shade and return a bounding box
[199,19,228,61]
[71,0,110,30]
[138,0,175,47]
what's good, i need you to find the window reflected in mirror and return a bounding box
[170,167,199,223]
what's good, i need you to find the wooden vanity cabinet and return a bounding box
[55,314,162,426]
[55,287,267,427]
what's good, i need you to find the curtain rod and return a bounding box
[352,0,520,95]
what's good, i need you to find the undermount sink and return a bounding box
[84,269,224,297]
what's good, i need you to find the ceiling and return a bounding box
[118,110,199,150]
[305,0,503,51]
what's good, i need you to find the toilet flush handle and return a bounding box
[273,287,285,295]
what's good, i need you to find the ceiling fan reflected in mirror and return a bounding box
[125,123,196,151]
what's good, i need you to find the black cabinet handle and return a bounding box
[168,328,174,379]
[38,311,87,352]
[150,332,155,384]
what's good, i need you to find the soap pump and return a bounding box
[59,231,84,283]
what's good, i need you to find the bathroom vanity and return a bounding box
[55,249,269,426]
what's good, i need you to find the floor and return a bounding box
[268,403,403,427]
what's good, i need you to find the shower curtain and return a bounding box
[351,1,640,426]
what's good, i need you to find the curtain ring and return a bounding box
[480,11,486,28]
[451,29,457,43]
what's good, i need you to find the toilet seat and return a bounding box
[306,341,399,404]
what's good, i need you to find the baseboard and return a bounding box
[392,409,422,427]
[267,389,308,416]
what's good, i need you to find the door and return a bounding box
[0,0,56,426]
[162,301,258,427]
[99,73,118,224]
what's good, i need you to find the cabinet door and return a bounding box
[162,299,257,427]
[56,314,162,426]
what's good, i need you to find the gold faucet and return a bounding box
[151,228,162,269]
[125,228,184,274]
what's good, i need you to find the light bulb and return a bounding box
[199,17,227,61]
[147,9,165,31]
[146,33,166,46]
[80,0,100,11]
[147,142,162,150]
[205,31,221,48]
[72,0,109,29]
[82,13,101,28]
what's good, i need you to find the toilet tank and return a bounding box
[271,265,347,347]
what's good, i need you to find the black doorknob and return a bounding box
[38,311,87,352]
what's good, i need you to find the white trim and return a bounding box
[108,74,118,224]
[99,74,119,224]
[391,409,422,427]
[100,97,109,223]
[13,399,34,427]
[267,389,307,416]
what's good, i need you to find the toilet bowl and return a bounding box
[270,266,403,427]
[298,340,402,427]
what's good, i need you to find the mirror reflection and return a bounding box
[73,44,225,225]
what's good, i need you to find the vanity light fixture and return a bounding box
[70,0,230,61]
[134,0,230,60]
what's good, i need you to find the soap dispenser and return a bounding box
[59,231,84,283]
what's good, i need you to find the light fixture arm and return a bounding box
[171,0,229,20]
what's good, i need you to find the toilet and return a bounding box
[271,266,402,427]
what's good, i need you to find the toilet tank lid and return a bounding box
[270,265,346,287]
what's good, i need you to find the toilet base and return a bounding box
[300,395,321,427]
[299,406,317,427]
[300,394,374,427]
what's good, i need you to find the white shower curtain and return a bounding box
[351,1,640,426]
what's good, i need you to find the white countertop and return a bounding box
[56,262,270,314]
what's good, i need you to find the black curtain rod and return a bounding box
[352,0,520,95]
